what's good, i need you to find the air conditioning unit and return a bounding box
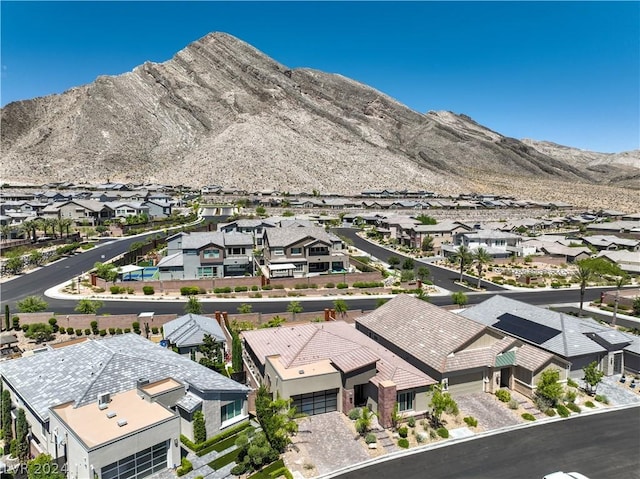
[97,392,111,407]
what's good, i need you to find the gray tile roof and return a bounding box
[179,231,253,249]
[175,392,203,413]
[163,314,226,347]
[1,334,248,422]
[242,321,434,391]
[264,226,339,248]
[459,295,618,359]
[356,294,487,373]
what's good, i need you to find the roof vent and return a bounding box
[117,419,128,427]
[298,370,304,375]
[98,403,108,410]
[106,411,117,419]
[98,392,110,407]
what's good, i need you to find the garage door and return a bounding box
[291,389,338,416]
[447,372,484,396]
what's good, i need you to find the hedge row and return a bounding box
[180,420,251,452]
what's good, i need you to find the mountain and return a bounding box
[1,32,638,209]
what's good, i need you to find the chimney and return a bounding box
[215,311,221,324]
[324,308,330,322]
[222,312,228,326]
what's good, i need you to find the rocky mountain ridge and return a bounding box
[2,32,638,209]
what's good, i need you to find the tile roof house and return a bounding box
[459,295,639,377]
[163,313,227,356]
[355,295,569,398]
[242,321,435,427]
[1,334,250,479]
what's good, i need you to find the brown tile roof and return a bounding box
[242,321,435,390]
[516,343,557,371]
[443,336,517,373]
[356,294,486,373]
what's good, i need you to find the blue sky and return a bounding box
[1,1,638,153]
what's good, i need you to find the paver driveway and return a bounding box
[455,393,522,431]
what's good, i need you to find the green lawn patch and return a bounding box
[248,460,291,479]
[208,448,241,471]
[197,427,255,456]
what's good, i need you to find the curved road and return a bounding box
[336,406,640,479]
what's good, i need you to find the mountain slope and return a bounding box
[1,32,636,208]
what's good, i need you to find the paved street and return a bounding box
[331,405,640,479]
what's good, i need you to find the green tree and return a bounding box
[4,304,10,331]
[184,296,203,315]
[74,299,103,314]
[421,235,434,252]
[256,206,266,216]
[93,261,118,282]
[232,331,243,373]
[416,214,437,225]
[5,255,24,275]
[582,361,604,396]
[287,301,303,320]
[333,299,348,318]
[255,386,299,453]
[2,389,12,445]
[387,256,400,270]
[198,334,225,374]
[16,295,48,313]
[451,291,468,306]
[193,410,207,444]
[452,245,472,283]
[402,258,415,270]
[416,265,430,282]
[355,407,377,436]
[237,303,253,314]
[15,408,29,461]
[575,258,623,316]
[28,454,65,479]
[24,323,55,343]
[430,383,458,428]
[535,369,564,409]
[59,218,74,237]
[473,247,492,289]
[611,274,629,327]
[400,269,415,282]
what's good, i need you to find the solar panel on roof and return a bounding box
[494,313,561,345]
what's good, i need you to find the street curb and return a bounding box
[314,402,640,479]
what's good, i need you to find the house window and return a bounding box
[228,247,245,255]
[221,399,243,422]
[256,238,263,246]
[291,247,302,256]
[197,267,215,278]
[185,249,197,256]
[397,391,414,412]
[294,263,305,272]
[273,248,284,256]
[203,249,220,259]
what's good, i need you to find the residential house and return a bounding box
[586,221,640,238]
[454,230,524,258]
[242,320,436,427]
[408,221,472,254]
[596,250,640,274]
[355,295,569,398]
[143,200,173,219]
[57,200,114,225]
[0,334,250,479]
[163,313,227,358]
[158,231,254,280]
[459,295,637,378]
[105,202,150,221]
[218,219,277,249]
[582,235,640,252]
[262,226,348,278]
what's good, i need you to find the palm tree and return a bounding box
[45,218,59,238]
[575,258,623,317]
[59,218,74,237]
[20,220,37,242]
[473,247,492,289]
[611,274,629,327]
[0,225,11,242]
[452,245,472,283]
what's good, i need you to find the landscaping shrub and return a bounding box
[181,286,202,295]
[556,404,570,417]
[115,328,123,334]
[521,413,536,421]
[108,328,116,335]
[234,286,248,292]
[261,285,273,290]
[397,438,409,448]
[567,378,578,388]
[348,408,361,420]
[364,433,377,444]
[21,324,29,332]
[595,394,609,404]
[545,408,556,417]
[151,327,159,334]
[325,282,335,288]
[99,329,107,337]
[336,282,348,289]
[176,458,193,477]
[75,329,82,336]
[564,390,577,403]
[214,287,232,294]
[407,416,416,428]
[250,285,259,291]
[463,416,478,427]
[436,427,449,438]
[59,328,66,334]
[110,286,124,294]
[142,286,155,295]
[124,328,131,333]
[84,328,91,336]
[398,426,408,438]
[273,284,285,289]
[566,402,581,413]
[12,317,20,330]
[66,327,74,334]
[352,281,384,288]
[584,401,596,408]
[495,389,511,403]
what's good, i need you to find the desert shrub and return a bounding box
[595,394,609,404]
[234,286,248,292]
[108,328,116,335]
[124,328,131,333]
[110,285,124,294]
[12,316,20,330]
[407,416,416,428]
[115,328,123,334]
[567,378,578,388]
[398,426,408,438]
[59,328,66,334]
[352,281,384,288]
[463,416,478,427]
[566,402,581,413]
[336,283,348,289]
[564,390,577,403]
[66,327,74,334]
[142,286,155,295]
[495,389,511,403]
[273,284,285,289]
[181,286,202,295]
[151,327,159,334]
[508,399,518,410]
[545,408,556,417]
[21,324,29,332]
[397,438,409,448]
[325,282,335,288]
[436,427,449,438]
[348,408,361,420]
[556,404,570,417]
[75,329,82,336]
[521,413,536,421]
[584,401,595,408]
[364,433,377,444]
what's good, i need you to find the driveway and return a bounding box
[284,412,370,477]
[455,393,522,431]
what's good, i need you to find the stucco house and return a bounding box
[355,295,569,398]
[163,313,227,357]
[407,221,472,254]
[242,320,435,427]
[0,334,250,479]
[158,231,255,280]
[459,295,639,378]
